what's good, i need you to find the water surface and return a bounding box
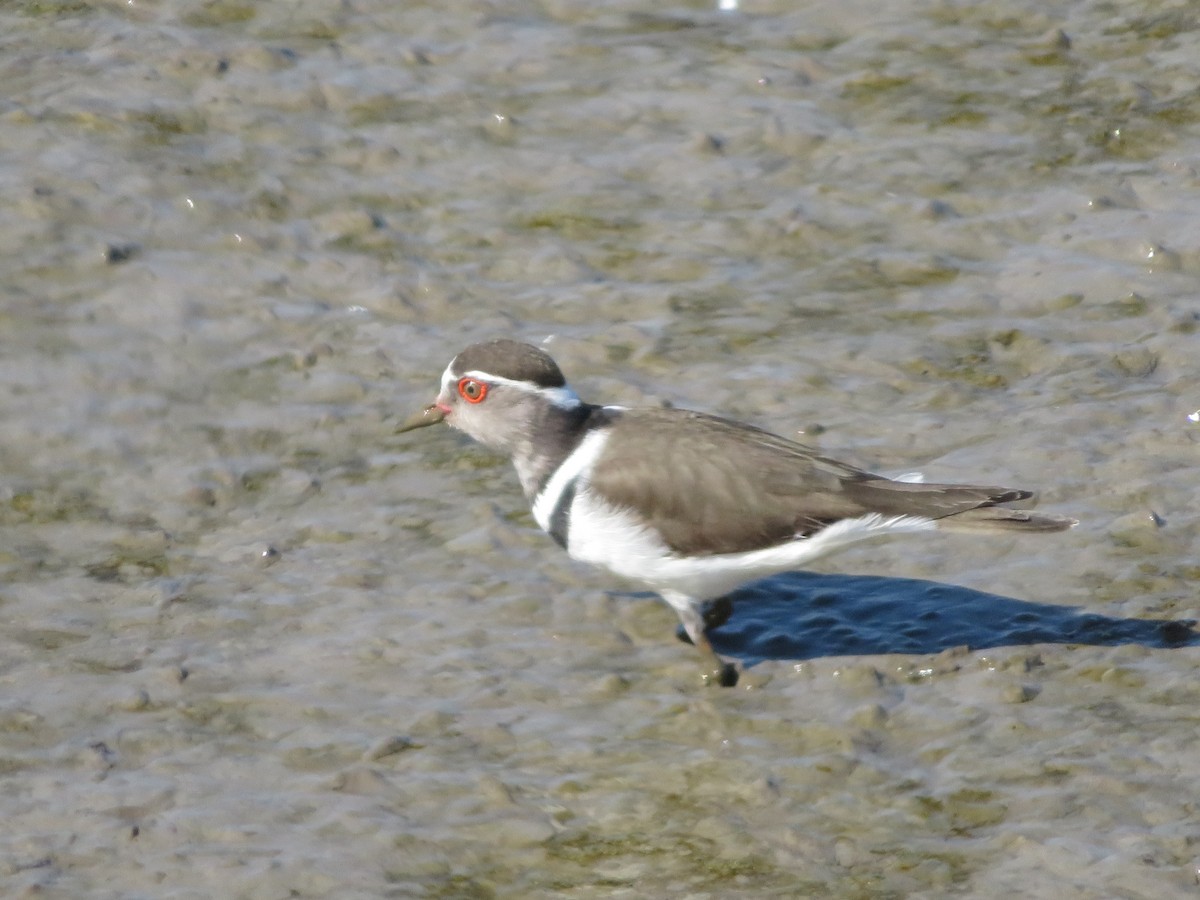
[2,0,1199,896]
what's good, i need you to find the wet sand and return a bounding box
[2,0,1199,896]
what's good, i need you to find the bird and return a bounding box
[397,338,1076,685]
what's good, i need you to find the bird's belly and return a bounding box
[563,495,938,601]
[564,492,673,580]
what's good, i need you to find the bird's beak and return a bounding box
[395,404,447,433]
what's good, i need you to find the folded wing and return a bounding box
[588,408,1074,557]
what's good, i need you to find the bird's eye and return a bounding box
[457,377,488,403]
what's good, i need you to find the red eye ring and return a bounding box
[457,377,488,404]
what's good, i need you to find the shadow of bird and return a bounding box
[642,571,1196,668]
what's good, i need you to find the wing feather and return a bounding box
[588,409,873,555]
[585,407,1063,556]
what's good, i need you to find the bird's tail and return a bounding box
[937,507,1078,533]
[844,478,1077,533]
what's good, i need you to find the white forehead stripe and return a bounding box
[440,364,581,410]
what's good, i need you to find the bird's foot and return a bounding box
[695,637,740,688]
[702,659,740,688]
[668,594,740,686]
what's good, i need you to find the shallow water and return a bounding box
[2,0,1199,896]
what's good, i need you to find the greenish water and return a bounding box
[2,0,1199,896]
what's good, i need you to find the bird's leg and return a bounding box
[702,595,733,631]
[667,594,739,687]
[675,595,734,641]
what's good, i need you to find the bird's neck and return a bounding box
[512,402,613,501]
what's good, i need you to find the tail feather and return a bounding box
[937,507,1078,533]
[843,477,1075,533]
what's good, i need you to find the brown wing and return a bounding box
[587,408,1052,556]
[588,408,876,555]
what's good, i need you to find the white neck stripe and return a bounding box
[532,428,610,533]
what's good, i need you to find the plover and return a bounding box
[398,339,1076,685]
